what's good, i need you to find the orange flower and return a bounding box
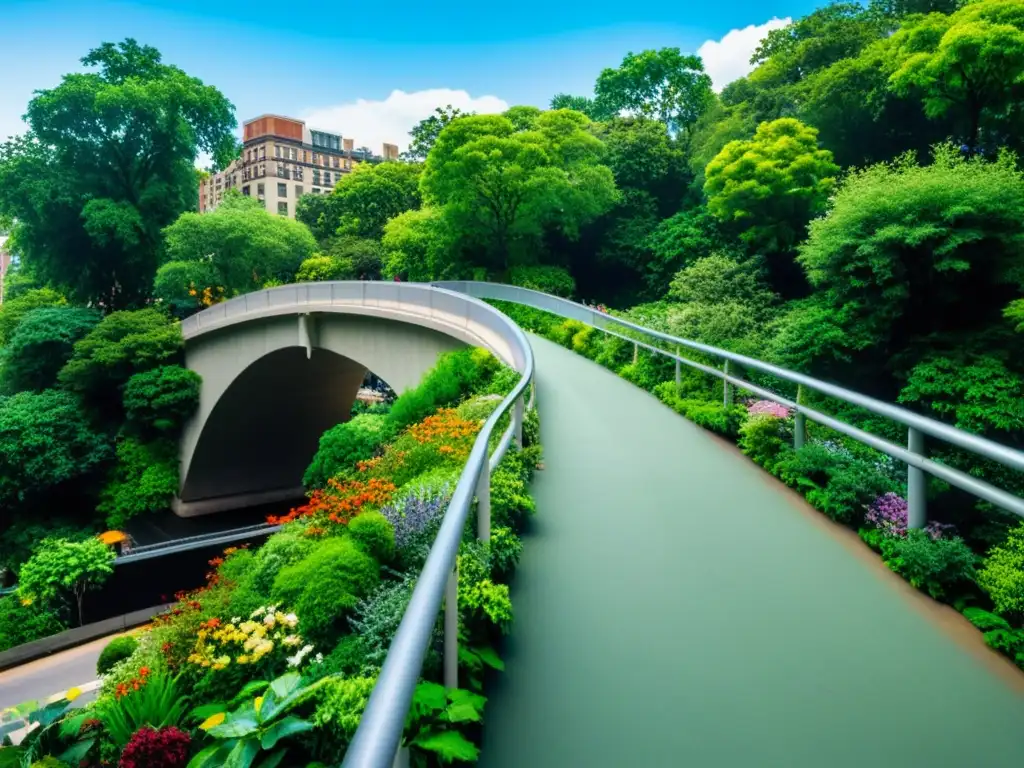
[139,666,150,677]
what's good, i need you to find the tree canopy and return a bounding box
[0,39,237,309]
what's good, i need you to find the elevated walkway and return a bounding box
[479,335,1024,767]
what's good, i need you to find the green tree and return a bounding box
[594,48,715,135]
[160,191,316,297]
[888,0,1024,148]
[382,207,460,281]
[643,207,730,294]
[0,39,237,308]
[403,105,469,161]
[58,308,183,412]
[0,287,66,345]
[18,537,115,625]
[794,145,1024,389]
[295,255,354,283]
[421,111,618,274]
[704,118,839,277]
[152,259,222,319]
[297,162,421,242]
[549,94,607,120]
[2,306,101,392]
[0,390,111,516]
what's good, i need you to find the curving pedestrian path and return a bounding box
[479,334,1024,768]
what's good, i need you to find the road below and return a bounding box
[0,634,124,711]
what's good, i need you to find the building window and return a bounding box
[294,167,303,181]
[278,201,288,216]
[242,185,250,196]
[274,145,281,158]
[278,183,287,197]
[312,170,321,186]
[332,156,339,168]
[257,183,265,197]
[295,185,303,197]
[289,148,297,160]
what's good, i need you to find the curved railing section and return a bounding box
[318,285,534,768]
[179,281,527,371]
[434,281,1024,524]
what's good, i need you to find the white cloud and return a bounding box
[697,17,792,92]
[300,89,510,154]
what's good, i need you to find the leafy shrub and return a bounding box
[0,288,68,346]
[738,413,791,472]
[490,459,535,530]
[97,635,139,676]
[296,254,354,282]
[962,607,1024,662]
[303,413,395,489]
[775,444,896,526]
[459,543,513,635]
[618,349,674,393]
[864,493,909,537]
[404,682,486,765]
[0,389,111,511]
[507,265,576,297]
[273,537,380,644]
[95,669,188,748]
[880,530,979,601]
[97,438,179,529]
[653,383,746,437]
[2,306,101,392]
[977,522,1024,617]
[349,574,441,672]
[118,726,190,768]
[387,348,499,430]
[122,366,201,435]
[348,511,396,563]
[455,394,503,423]
[522,405,540,448]
[231,529,316,606]
[311,675,378,751]
[152,260,222,319]
[58,309,183,406]
[488,526,523,582]
[0,594,66,652]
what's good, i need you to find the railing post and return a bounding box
[392,746,411,768]
[675,352,681,393]
[907,428,926,529]
[794,384,806,450]
[444,565,458,689]
[722,360,733,407]
[513,396,525,448]
[476,465,491,543]
[632,342,638,365]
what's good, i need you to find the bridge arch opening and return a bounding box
[179,346,380,512]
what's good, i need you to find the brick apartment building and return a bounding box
[199,114,400,218]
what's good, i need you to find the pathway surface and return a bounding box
[479,335,1024,768]
[0,634,123,711]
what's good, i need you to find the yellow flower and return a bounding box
[237,655,250,664]
[65,687,82,702]
[254,696,264,715]
[199,712,226,731]
[19,596,33,606]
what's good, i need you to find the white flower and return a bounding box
[282,634,301,647]
[314,653,324,664]
[250,606,266,617]
[230,617,241,624]
[283,612,298,628]
[263,614,276,627]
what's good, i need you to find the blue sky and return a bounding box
[1,0,821,152]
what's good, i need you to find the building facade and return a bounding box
[199,115,400,218]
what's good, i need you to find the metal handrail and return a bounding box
[434,281,1024,525]
[341,291,535,768]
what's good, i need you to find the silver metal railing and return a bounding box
[434,281,1024,527]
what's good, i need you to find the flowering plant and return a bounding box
[746,400,791,419]
[187,605,312,673]
[381,488,451,551]
[866,492,908,536]
[865,493,957,541]
[267,477,397,525]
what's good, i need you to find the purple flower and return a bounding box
[381,488,451,550]
[866,492,908,536]
[747,400,791,419]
